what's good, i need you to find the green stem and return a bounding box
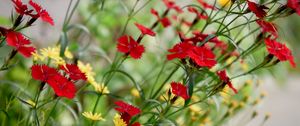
[151,65,180,99]
[44,98,60,126]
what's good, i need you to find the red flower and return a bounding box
[160,17,171,27]
[117,35,145,59]
[11,0,54,25]
[217,70,238,94]
[31,64,59,82]
[167,42,194,60]
[150,8,171,27]
[60,64,87,81]
[247,0,268,18]
[29,0,54,25]
[197,0,217,10]
[162,0,183,13]
[47,75,76,99]
[188,46,217,68]
[134,23,156,36]
[265,37,296,67]
[188,7,208,19]
[131,122,141,126]
[12,0,32,15]
[256,20,278,38]
[171,82,190,100]
[287,0,300,15]
[31,64,76,99]
[5,31,36,57]
[115,100,141,117]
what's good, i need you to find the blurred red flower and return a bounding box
[171,82,190,100]
[167,42,194,60]
[117,35,145,59]
[188,7,208,19]
[162,0,183,13]
[256,20,278,38]
[12,0,32,15]
[5,31,36,57]
[217,70,238,94]
[151,8,171,27]
[134,23,156,36]
[197,0,217,10]
[12,0,54,25]
[188,46,217,68]
[247,0,268,18]
[29,0,54,25]
[287,0,300,15]
[265,37,296,67]
[60,64,87,81]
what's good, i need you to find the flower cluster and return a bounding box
[31,64,86,99]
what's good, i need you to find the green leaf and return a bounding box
[59,32,68,57]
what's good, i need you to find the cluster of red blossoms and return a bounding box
[247,0,296,67]
[115,101,141,126]
[31,64,87,99]
[12,0,54,25]
[0,0,54,58]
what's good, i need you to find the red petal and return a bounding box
[134,23,156,36]
[31,64,59,82]
[29,0,54,25]
[60,64,87,81]
[117,35,145,59]
[115,100,141,117]
[18,46,36,57]
[167,42,194,60]
[171,82,190,100]
[188,46,217,68]
[160,17,171,27]
[47,75,76,99]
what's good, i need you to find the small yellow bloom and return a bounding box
[64,48,73,59]
[241,62,249,71]
[220,86,231,101]
[113,114,127,126]
[92,83,110,94]
[82,112,105,121]
[218,0,232,7]
[32,52,45,61]
[189,105,202,114]
[40,46,60,60]
[131,88,140,97]
[78,61,96,83]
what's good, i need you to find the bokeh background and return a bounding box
[0,0,299,126]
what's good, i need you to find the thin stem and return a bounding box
[44,98,60,126]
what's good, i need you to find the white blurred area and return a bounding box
[0,0,299,126]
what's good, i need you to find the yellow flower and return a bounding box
[218,0,232,7]
[40,46,60,60]
[64,48,73,59]
[78,61,96,83]
[131,88,140,97]
[113,114,127,126]
[92,82,110,94]
[82,112,105,121]
[220,86,231,101]
[33,46,73,66]
[32,52,45,61]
